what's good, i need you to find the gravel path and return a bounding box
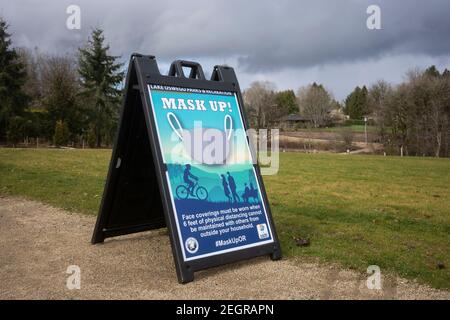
[0,196,448,300]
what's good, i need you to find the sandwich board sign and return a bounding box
[91,54,281,283]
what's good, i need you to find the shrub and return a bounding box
[335,127,354,152]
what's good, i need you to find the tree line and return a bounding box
[0,18,123,148]
[243,68,450,157]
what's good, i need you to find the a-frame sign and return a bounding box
[92,54,281,283]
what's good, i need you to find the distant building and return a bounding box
[329,108,348,123]
[279,109,349,129]
[279,114,310,129]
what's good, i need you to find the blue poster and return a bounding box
[148,85,274,261]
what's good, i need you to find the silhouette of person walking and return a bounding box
[183,164,198,195]
[227,171,240,203]
[221,174,232,202]
[242,183,250,202]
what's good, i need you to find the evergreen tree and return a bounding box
[53,119,70,146]
[275,90,298,115]
[6,116,24,146]
[87,123,97,148]
[0,18,28,140]
[424,65,440,78]
[442,69,450,79]
[344,86,369,119]
[78,28,124,147]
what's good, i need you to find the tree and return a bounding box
[424,65,440,78]
[0,18,28,141]
[243,81,276,129]
[421,69,450,157]
[375,67,450,157]
[78,28,124,147]
[297,83,333,128]
[87,123,96,148]
[368,80,391,118]
[17,48,42,110]
[338,127,354,152]
[53,120,70,147]
[442,68,450,79]
[368,80,392,141]
[41,54,83,140]
[275,90,298,115]
[6,116,25,146]
[383,84,409,155]
[344,86,369,119]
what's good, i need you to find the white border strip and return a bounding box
[148,86,166,163]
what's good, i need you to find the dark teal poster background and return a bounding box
[148,85,274,261]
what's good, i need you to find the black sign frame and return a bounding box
[92,54,282,283]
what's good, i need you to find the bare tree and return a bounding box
[376,67,450,157]
[297,83,333,128]
[243,81,276,129]
[368,80,391,118]
[338,127,354,152]
[39,54,84,140]
[428,73,450,157]
[17,48,42,109]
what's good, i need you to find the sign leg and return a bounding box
[270,244,282,261]
[179,267,195,284]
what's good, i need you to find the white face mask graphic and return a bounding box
[167,112,233,165]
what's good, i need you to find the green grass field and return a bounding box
[0,148,449,289]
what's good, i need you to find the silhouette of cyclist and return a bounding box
[183,164,198,195]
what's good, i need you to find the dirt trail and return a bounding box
[0,196,448,300]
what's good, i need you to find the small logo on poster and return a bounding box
[185,237,199,254]
[256,224,269,239]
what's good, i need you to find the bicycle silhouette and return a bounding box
[176,181,208,201]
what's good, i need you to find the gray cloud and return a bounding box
[1,0,450,99]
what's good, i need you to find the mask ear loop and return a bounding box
[224,114,233,141]
[167,112,184,141]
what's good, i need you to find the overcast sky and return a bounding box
[1,0,450,100]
